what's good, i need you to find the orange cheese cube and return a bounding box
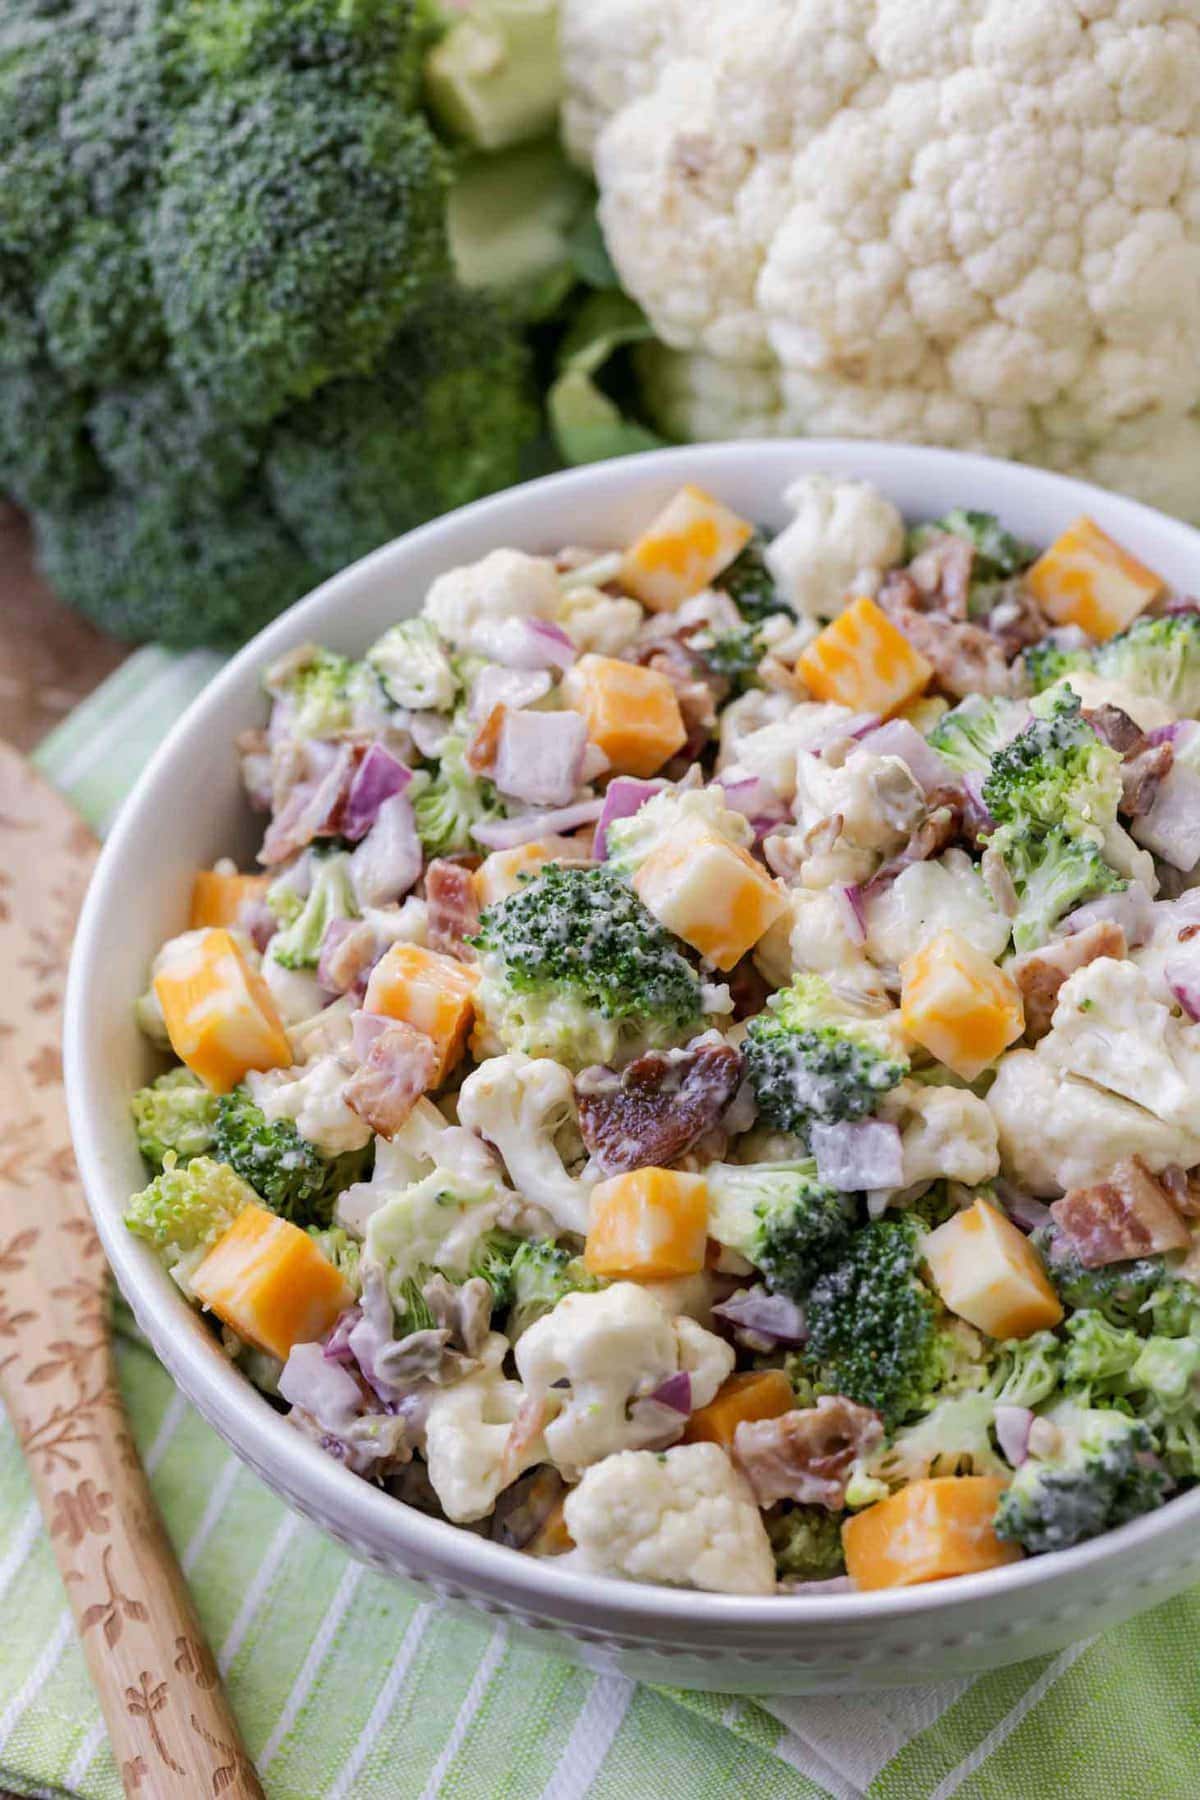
[585,1167,709,1279]
[474,836,579,911]
[191,1204,354,1362]
[528,1497,575,1557]
[633,827,785,972]
[1026,516,1164,642]
[620,484,753,611]
[154,928,292,1094]
[900,927,1024,1082]
[924,1198,1064,1339]
[563,654,686,778]
[683,1369,795,1450]
[189,869,271,931]
[842,1476,1020,1591]
[797,595,933,717]
[363,943,476,1084]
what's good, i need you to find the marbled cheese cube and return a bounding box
[924,1198,1064,1339]
[797,594,933,716]
[562,653,686,778]
[633,827,786,971]
[585,1167,710,1279]
[1026,516,1163,642]
[364,943,477,1084]
[154,927,292,1093]
[620,484,753,611]
[900,927,1024,1081]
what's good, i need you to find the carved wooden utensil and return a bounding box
[0,744,263,1798]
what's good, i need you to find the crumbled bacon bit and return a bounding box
[1051,1156,1192,1267]
[733,1397,884,1510]
[576,1039,744,1175]
[466,704,506,776]
[1085,704,1146,756]
[343,1021,437,1139]
[879,597,1018,700]
[1010,920,1127,1041]
[1121,741,1174,819]
[982,585,1050,660]
[425,859,481,961]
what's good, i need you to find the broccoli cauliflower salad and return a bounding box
[126,475,1200,1597]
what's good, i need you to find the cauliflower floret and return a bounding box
[515,1283,734,1479]
[563,1443,776,1595]
[717,687,800,768]
[246,1053,371,1157]
[423,549,562,654]
[363,1166,507,1286]
[424,1334,545,1524]
[1039,958,1200,1135]
[557,584,644,656]
[716,701,855,804]
[872,1081,1000,1214]
[457,1052,594,1237]
[865,851,1012,974]
[792,748,923,857]
[638,1271,717,1326]
[765,474,905,620]
[605,784,752,876]
[753,886,888,1009]
[260,950,325,1027]
[987,1049,1200,1197]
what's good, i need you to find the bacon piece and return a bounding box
[733,1397,884,1510]
[726,954,772,1023]
[576,1039,743,1175]
[1160,1165,1200,1221]
[1121,741,1174,819]
[425,859,481,961]
[981,585,1050,660]
[317,918,379,996]
[906,532,974,619]
[880,597,1018,700]
[1010,920,1127,1041]
[499,1391,556,1488]
[343,1020,437,1138]
[1051,1156,1192,1267]
[259,742,362,866]
[1085,704,1146,756]
[466,703,506,776]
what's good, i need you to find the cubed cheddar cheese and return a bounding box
[474,836,579,910]
[563,654,686,778]
[797,595,933,717]
[364,943,476,1085]
[154,927,292,1094]
[528,1498,575,1557]
[683,1369,795,1450]
[924,1198,1064,1339]
[842,1476,1020,1591]
[634,827,786,972]
[900,928,1024,1082]
[1026,516,1164,642]
[620,484,753,611]
[189,868,271,930]
[585,1167,709,1279]
[191,1204,355,1362]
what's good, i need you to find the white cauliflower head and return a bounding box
[423,1335,545,1523]
[566,0,1200,521]
[456,1051,594,1237]
[765,474,905,619]
[865,849,1012,974]
[873,1079,1000,1213]
[563,1442,776,1595]
[716,700,856,802]
[1039,956,1200,1134]
[423,549,562,653]
[557,584,644,657]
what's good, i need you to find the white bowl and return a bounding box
[66,441,1200,1693]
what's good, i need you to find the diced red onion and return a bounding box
[469,665,552,722]
[280,1340,362,1432]
[241,899,277,954]
[492,709,588,809]
[712,1287,808,1346]
[524,619,578,670]
[470,798,604,850]
[350,1007,390,1061]
[718,773,783,819]
[323,1307,361,1366]
[1165,959,1200,1021]
[834,884,867,947]
[349,791,422,906]
[648,1371,693,1414]
[809,1119,904,1191]
[857,719,959,797]
[1132,760,1200,870]
[1146,722,1185,748]
[470,617,577,672]
[960,772,995,843]
[1000,1188,1052,1235]
[342,744,413,843]
[594,777,668,859]
[316,917,356,991]
[994,1404,1033,1468]
[628,1399,690,1447]
[1063,881,1156,949]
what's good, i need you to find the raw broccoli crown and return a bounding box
[124,1153,256,1258]
[713,530,793,623]
[506,1238,602,1340]
[909,509,1034,579]
[130,1068,218,1170]
[714,1162,852,1298]
[990,1331,1064,1409]
[1094,610,1200,714]
[994,1405,1170,1555]
[1062,1310,1143,1391]
[308,1224,362,1294]
[474,864,704,1036]
[766,1505,846,1581]
[212,1088,370,1227]
[982,688,1121,838]
[366,616,457,713]
[745,974,907,1137]
[703,624,763,680]
[1023,639,1095,694]
[266,645,360,739]
[925,695,1029,774]
[800,1217,950,1429]
[269,849,358,970]
[166,0,422,92]
[412,732,502,856]
[990,822,1126,954]
[391,1229,525,1333]
[1034,1227,1187,1335]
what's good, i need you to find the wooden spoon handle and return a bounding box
[0,745,263,1798]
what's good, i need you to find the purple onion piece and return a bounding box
[1000,1189,1052,1235]
[492,708,588,809]
[323,1306,362,1366]
[712,1286,808,1346]
[348,790,422,906]
[809,1118,904,1191]
[471,617,576,671]
[593,776,668,859]
[525,618,578,670]
[718,772,784,820]
[280,1340,363,1433]
[341,744,412,843]
[1062,880,1156,949]
[1166,962,1200,1021]
[834,884,867,947]
[470,797,604,851]
[648,1371,693,1414]
[994,1404,1033,1468]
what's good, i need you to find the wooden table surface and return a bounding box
[0,503,129,752]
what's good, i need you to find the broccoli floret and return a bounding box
[88,372,264,508]
[1094,611,1200,716]
[366,617,457,713]
[1129,1334,1200,1411]
[130,1068,219,1171]
[766,1505,846,1582]
[705,1161,853,1299]
[472,863,705,1070]
[268,850,358,970]
[1062,1310,1142,1392]
[213,1088,370,1227]
[308,1224,362,1295]
[266,647,362,740]
[124,1154,258,1294]
[909,509,1034,582]
[506,1238,602,1341]
[36,217,162,387]
[168,0,422,94]
[744,974,908,1139]
[995,1402,1170,1555]
[1034,1226,1179,1334]
[991,1331,1064,1409]
[386,1228,523,1334]
[992,824,1127,954]
[1023,637,1095,695]
[714,530,794,623]
[701,624,763,682]
[800,1216,954,1429]
[983,688,1123,840]
[0,362,103,509]
[413,732,503,857]
[926,694,1030,775]
[873,1390,1008,1486]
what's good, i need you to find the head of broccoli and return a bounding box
[983,687,1122,838]
[1094,611,1200,716]
[1062,1310,1142,1392]
[1034,1226,1185,1334]
[472,863,705,1069]
[131,1068,219,1170]
[766,1505,846,1581]
[926,694,1031,774]
[994,1402,1171,1555]
[705,1161,853,1299]
[744,974,908,1139]
[268,849,358,970]
[505,1238,603,1341]
[1023,639,1095,694]
[990,822,1127,953]
[213,1088,371,1227]
[124,1154,257,1294]
[412,732,503,857]
[366,616,457,713]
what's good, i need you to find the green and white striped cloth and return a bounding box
[2,645,1196,1799]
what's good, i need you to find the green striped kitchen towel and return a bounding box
[1,644,1196,1800]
